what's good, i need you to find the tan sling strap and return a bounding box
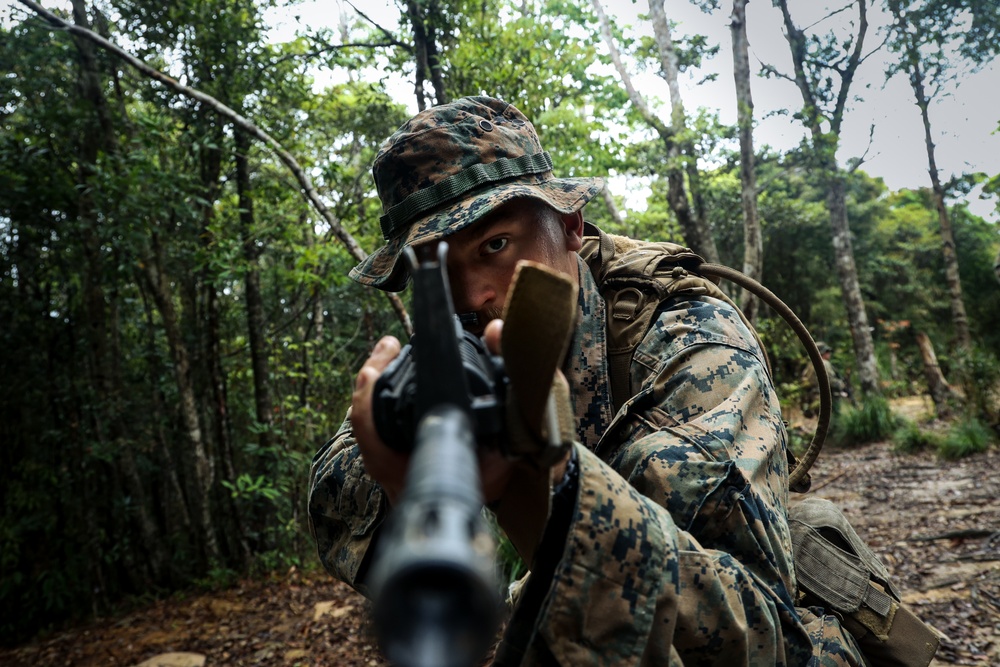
[500,260,578,465]
[580,224,831,492]
[491,261,579,564]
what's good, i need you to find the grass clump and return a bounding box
[830,395,899,447]
[937,418,997,460]
[891,421,944,454]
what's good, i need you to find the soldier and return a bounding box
[800,342,851,417]
[309,96,865,665]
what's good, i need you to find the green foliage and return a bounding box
[194,567,241,592]
[892,421,944,454]
[937,418,997,460]
[785,424,814,458]
[830,395,900,447]
[951,346,1000,422]
[485,512,526,596]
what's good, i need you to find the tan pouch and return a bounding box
[788,497,941,667]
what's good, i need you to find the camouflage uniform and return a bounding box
[800,343,848,417]
[308,96,865,666]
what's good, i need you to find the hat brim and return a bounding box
[349,174,605,292]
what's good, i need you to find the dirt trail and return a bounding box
[2,398,997,666]
[807,439,1000,665]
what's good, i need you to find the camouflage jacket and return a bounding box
[309,247,865,667]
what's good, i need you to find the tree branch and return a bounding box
[847,122,876,173]
[269,39,409,69]
[802,2,854,33]
[17,0,412,335]
[591,0,672,142]
[343,0,402,47]
[830,0,869,135]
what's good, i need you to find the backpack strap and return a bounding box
[581,224,769,406]
[580,223,830,492]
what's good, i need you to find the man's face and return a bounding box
[423,199,582,333]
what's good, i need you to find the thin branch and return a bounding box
[591,0,671,142]
[18,0,412,335]
[269,40,408,69]
[847,123,876,173]
[343,0,401,46]
[802,2,855,34]
[757,60,796,84]
[909,528,999,542]
[810,469,848,492]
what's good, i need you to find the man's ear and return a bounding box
[561,210,585,251]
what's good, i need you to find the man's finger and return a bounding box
[483,319,503,355]
[370,335,401,366]
[355,336,401,393]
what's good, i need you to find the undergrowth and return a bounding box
[830,395,899,447]
[891,421,944,453]
[938,418,997,460]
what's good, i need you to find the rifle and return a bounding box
[367,241,505,667]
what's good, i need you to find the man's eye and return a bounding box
[484,237,508,254]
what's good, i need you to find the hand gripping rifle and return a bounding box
[367,242,505,667]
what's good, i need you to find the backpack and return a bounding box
[579,224,941,667]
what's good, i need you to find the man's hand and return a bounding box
[352,336,409,505]
[352,327,526,507]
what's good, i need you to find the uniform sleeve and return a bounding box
[495,297,865,667]
[307,408,387,595]
[610,296,796,593]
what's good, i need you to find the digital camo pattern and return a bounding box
[308,409,385,595]
[563,255,616,450]
[800,358,847,416]
[519,445,865,667]
[496,255,865,666]
[308,233,866,665]
[349,96,603,292]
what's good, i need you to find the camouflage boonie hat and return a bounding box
[350,96,605,292]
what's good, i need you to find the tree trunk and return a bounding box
[70,0,164,583]
[994,246,1000,285]
[914,331,959,419]
[826,174,880,395]
[142,234,221,566]
[912,65,971,350]
[600,188,625,230]
[424,0,448,105]
[776,0,880,395]
[138,279,194,554]
[405,0,448,109]
[730,0,762,323]
[647,0,720,264]
[886,1,971,349]
[236,131,274,457]
[592,0,716,260]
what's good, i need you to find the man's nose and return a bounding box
[451,275,496,314]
